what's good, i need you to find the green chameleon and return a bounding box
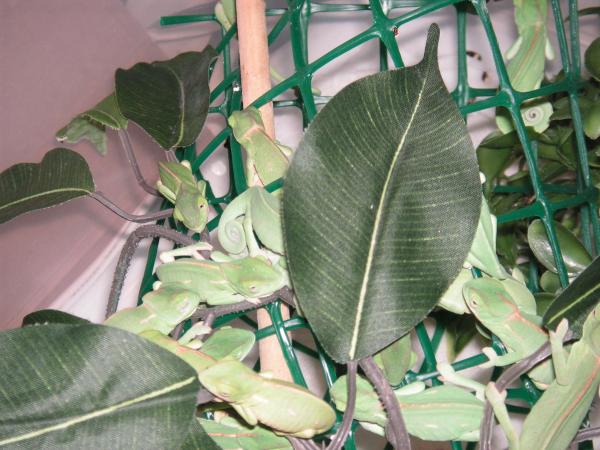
[156,160,209,233]
[198,359,336,439]
[156,242,287,305]
[330,375,483,442]
[461,277,555,389]
[486,304,600,450]
[497,0,555,134]
[228,107,292,190]
[218,186,285,256]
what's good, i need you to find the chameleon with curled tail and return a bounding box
[497,0,555,134]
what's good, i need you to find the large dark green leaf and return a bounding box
[543,255,600,337]
[0,324,199,449]
[0,148,95,225]
[283,25,481,362]
[115,47,217,149]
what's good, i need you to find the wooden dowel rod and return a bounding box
[236,0,292,381]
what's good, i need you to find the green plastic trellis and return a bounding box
[149,1,599,448]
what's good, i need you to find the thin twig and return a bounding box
[479,331,574,450]
[105,224,195,318]
[90,191,173,223]
[287,437,320,450]
[360,357,411,449]
[326,361,357,450]
[117,129,160,196]
[190,287,295,322]
[571,426,600,445]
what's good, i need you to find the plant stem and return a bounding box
[326,361,357,450]
[106,224,195,318]
[117,129,160,196]
[571,426,600,445]
[190,287,294,321]
[360,356,411,450]
[90,191,173,223]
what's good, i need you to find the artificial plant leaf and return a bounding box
[56,116,108,155]
[431,310,479,362]
[82,93,128,130]
[543,255,600,337]
[181,419,222,450]
[0,324,199,449]
[585,37,600,81]
[115,46,217,149]
[476,130,517,196]
[527,219,592,276]
[283,25,481,362]
[0,148,95,225]
[22,309,90,327]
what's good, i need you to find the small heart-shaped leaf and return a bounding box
[116,47,217,149]
[0,148,95,225]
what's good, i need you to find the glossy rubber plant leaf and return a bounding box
[543,255,600,338]
[527,219,592,276]
[283,25,481,362]
[56,94,128,155]
[115,46,217,149]
[0,324,199,449]
[0,148,94,225]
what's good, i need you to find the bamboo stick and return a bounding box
[235,0,292,381]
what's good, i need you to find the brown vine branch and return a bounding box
[105,224,195,318]
[326,360,357,450]
[90,191,173,223]
[117,129,160,196]
[360,356,411,449]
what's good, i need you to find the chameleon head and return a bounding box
[462,278,518,321]
[224,256,285,298]
[228,107,264,141]
[173,183,209,233]
[198,360,256,402]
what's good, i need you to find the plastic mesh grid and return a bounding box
[142,1,598,448]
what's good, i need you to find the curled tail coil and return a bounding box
[218,189,252,254]
[219,218,246,254]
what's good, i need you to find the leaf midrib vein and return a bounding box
[0,376,196,446]
[348,66,431,360]
[0,188,92,212]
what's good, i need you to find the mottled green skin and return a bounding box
[464,278,548,365]
[139,330,216,374]
[217,186,284,255]
[518,306,600,450]
[228,108,290,188]
[104,285,201,335]
[156,255,285,305]
[157,161,209,233]
[199,360,336,438]
[330,375,483,441]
